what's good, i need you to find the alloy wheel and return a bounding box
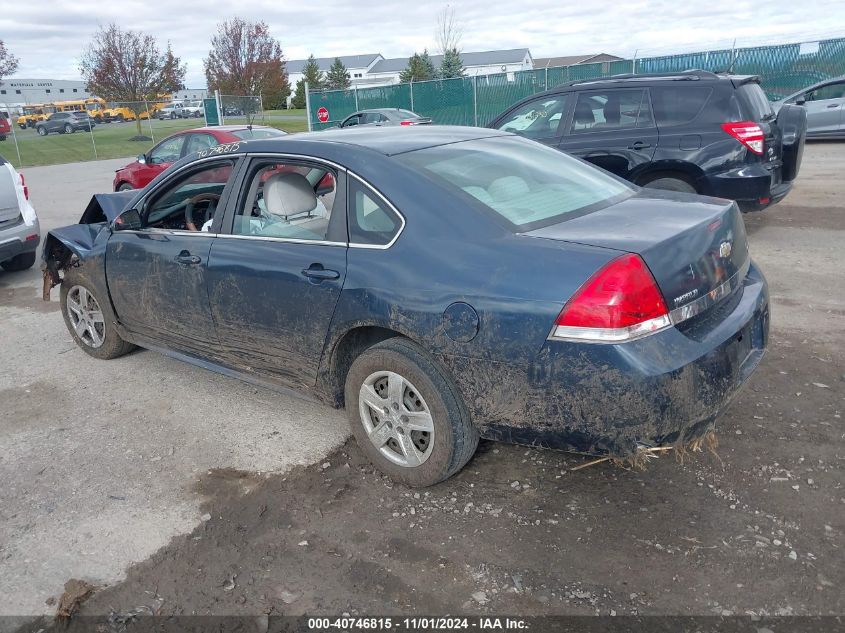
[66,285,105,348]
[359,371,435,468]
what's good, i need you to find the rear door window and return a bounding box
[804,81,845,101]
[650,86,712,126]
[570,89,653,133]
[348,177,402,246]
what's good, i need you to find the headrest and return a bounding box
[489,176,530,201]
[263,172,317,217]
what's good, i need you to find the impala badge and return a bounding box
[719,241,732,258]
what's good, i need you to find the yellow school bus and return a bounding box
[16,104,56,129]
[102,103,151,122]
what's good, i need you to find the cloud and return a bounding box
[2,0,843,87]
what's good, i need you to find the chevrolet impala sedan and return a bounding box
[42,127,769,486]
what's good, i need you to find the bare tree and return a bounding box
[435,5,463,55]
[204,18,291,121]
[80,25,185,139]
[0,40,20,85]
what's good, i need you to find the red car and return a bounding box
[0,112,11,141]
[112,125,287,191]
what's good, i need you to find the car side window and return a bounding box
[571,89,653,133]
[348,177,402,246]
[495,95,570,139]
[343,115,360,127]
[805,82,845,101]
[185,133,217,154]
[142,160,235,231]
[231,161,339,242]
[149,136,185,164]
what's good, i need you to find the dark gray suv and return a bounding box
[35,111,96,136]
[489,70,807,211]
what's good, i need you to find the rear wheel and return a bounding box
[1,251,36,272]
[641,175,697,194]
[117,182,134,191]
[60,271,135,360]
[64,124,74,134]
[116,114,124,122]
[345,337,478,487]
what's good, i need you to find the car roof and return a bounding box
[544,69,758,91]
[280,125,509,156]
[185,125,276,133]
[780,74,845,100]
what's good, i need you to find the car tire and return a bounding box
[344,337,478,487]
[117,114,124,122]
[1,251,37,272]
[60,270,135,360]
[117,182,134,191]
[642,176,697,193]
[64,124,74,134]
[19,123,26,130]
[37,126,47,136]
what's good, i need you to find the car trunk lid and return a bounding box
[525,189,749,317]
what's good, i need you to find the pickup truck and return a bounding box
[157,103,185,120]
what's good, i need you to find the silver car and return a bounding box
[0,155,40,272]
[774,76,845,139]
[338,108,433,128]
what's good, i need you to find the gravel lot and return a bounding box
[1,144,843,622]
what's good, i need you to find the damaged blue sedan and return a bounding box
[42,127,769,486]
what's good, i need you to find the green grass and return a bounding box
[0,116,310,168]
[265,108,306,117]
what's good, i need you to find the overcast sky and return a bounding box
[3,0,844,87]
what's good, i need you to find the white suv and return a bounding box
[0,156,40,272]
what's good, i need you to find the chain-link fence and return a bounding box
[0,94,267,168]
[307,36,845,130]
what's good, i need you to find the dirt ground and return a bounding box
[5,144,845,629]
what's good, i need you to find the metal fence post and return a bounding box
[545,66,549,91]
[354,85,359,111]
[215,90,224,125]
[472,75,478,127]
[305,81,312,131]
[144,99,156,144]
[4,103,23,167]
[409,80,414,112]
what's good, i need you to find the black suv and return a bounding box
[488,70,807,211]
[35,111,96,136]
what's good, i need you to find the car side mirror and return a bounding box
[796,95,807,105]
[113,208,142,231]
[137,154,147,164]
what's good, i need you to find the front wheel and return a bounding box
[117,182,134,191]
[37,126,47,136]
[345,337,478,487]
[64,124,74,134]
[60,271,135,360]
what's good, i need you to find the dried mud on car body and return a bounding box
[26,329,844,627]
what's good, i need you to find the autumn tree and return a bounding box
[325,58,351,90]
[0,40,20,85]
[292,55,323,108]
[400,50,438,83]
[204,18,290,114]
[80,25,185,138]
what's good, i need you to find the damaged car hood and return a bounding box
[79,190,137,224]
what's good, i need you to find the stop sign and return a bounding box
[317,107,329,123]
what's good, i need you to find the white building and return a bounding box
[366,49,534,85]
[287,53,384,89]
[0,78,89,105]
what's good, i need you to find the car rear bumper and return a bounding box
[441,261,770,457]
[0,217,41,263]
[700,164,793,211]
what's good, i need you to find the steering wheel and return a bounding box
[185,192,221,231]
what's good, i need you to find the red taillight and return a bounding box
[550,254,671,343]
[399,120,417,126]
[19,173,28,200]
[721,121,765,155]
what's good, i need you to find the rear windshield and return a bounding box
[231,128,286,140]
[650,86,712,126]
[397,109,420,118]
[396,135,634,231]
[737,83,774,120]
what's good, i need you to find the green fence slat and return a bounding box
[308,37,845,130]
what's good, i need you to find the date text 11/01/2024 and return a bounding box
[307,617,528,630]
